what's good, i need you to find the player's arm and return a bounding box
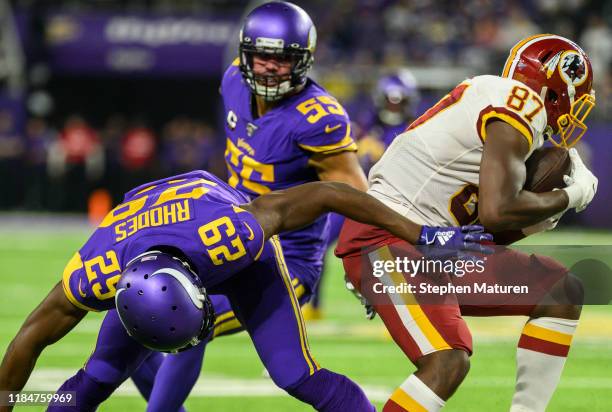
[244,181,421,244]
[478,121,570,232]
[308,151,368,191]
[297,97,368,191]
[0,282,86,404]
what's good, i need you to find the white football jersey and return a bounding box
[368,75,548,227]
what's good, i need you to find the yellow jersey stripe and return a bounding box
[294,284,306,300]
[379,246,452,351]
[61,252,100,312]
[214,318,243,338]
[134,185,157,196]
[407,305,452,351]
[272,236,320,370]
[479,110,534,147]
[62,280,99,312]
[231,205,248,214]
[298,124,357,153]
[253,241,265,261]
[62,252,84,283]
[214,310,236,325]
[291,277,306,299]
[270,236,320,373]
[523,323,573,346]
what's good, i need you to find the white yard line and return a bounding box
[22,368,391,401]
[23,369,612,402]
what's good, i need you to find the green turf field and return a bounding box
[1,224,611,411]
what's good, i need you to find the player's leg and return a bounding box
[141,295,238,412]
[344,243,473,412]
[129,351,164,400]
[48,310,153,411]
[511,310,580,412]
[459,250,583,412]
[139,266,313,411]
[224,238,374,411]
[512,266,582,412]
[144,342,205,412]
[131,260,313,411]
[303,213,344,320]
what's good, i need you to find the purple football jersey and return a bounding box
[62,171,265,312]
[354,108,409,174]
[221,59,356,284]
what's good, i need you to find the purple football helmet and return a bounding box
[239,1,317,101]
[374,69,420,126]
[115,251,215,353]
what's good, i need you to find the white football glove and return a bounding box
[562,148,598,212]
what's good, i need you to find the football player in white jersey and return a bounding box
[336,34,598,412]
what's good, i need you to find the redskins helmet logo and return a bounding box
[558,50,588,87]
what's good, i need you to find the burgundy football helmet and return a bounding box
[502,34,595,147]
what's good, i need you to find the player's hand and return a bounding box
[417,225,493,254]
[345,275,376,320]
[563,148,598,212]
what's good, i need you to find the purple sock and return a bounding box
[47,369,116,412]
[286,368,375,412]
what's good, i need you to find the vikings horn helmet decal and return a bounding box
[115,251,215,353]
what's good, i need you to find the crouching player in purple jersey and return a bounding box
[0,170,492,411]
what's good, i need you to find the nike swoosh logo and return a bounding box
[325,124,342,133]
[424,234,435,245]
[244,222,255,241]
[78,278,87,298]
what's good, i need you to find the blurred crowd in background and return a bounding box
[0,113,222,210]
[0,0,610,214]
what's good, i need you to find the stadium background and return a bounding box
[0,0,610,410]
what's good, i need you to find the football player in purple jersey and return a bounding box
[0,170,492,412]
[127,2,375,409]
[354,69,421,173]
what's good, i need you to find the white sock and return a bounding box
[385,374,445,412]
[510,317,578,412]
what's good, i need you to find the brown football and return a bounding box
[524,146,571,192]
[492,146,571,245]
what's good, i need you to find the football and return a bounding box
[524,146,571,192]
[492,146,571,245]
